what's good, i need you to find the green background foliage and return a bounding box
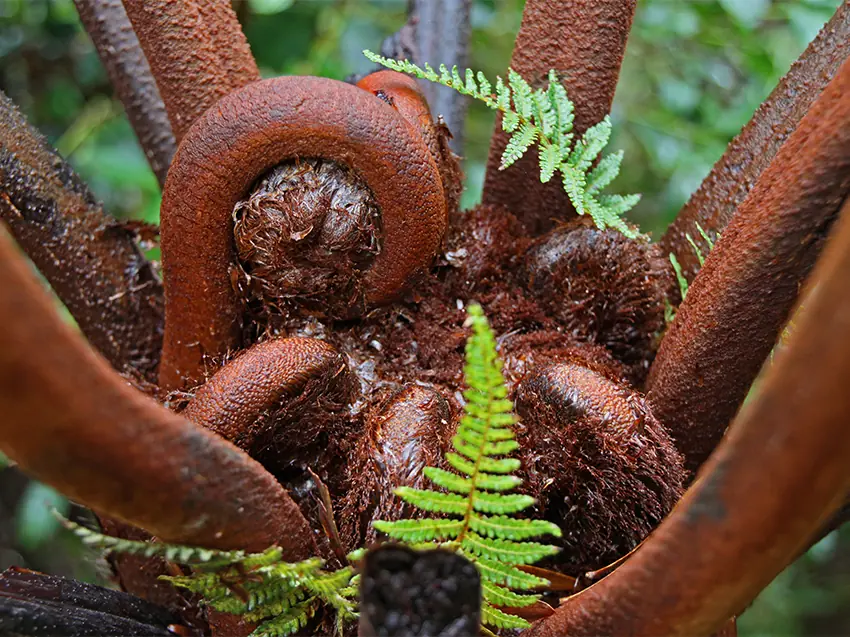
[0,0,847,633]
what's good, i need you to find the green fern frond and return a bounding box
[481,581,538,608]
[669,222,719,303]
[251,600,318,637]
[372,518,464,542]
[472,556,549,590]
[481,603,531,630]
[363,50,640,238]
[670,253,689,301]
[63,518,357,637]
[469,514,561,540]
[373,303,559,631]
[61,517,248,566]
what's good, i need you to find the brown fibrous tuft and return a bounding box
[339,385,453,551]
[233,158,382,324]
[514,361,685,574]
[522,217,671,383]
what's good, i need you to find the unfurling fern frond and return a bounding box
[373,303,561,631]
[61,517,357,637]
[363,50,641,238]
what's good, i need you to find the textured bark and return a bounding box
[0,227,314,558]
[120,0,259,141]
[0,567,186,637]
[482,0,637,235]
[0,90,163,378]
[74,0,176,187]
[408,0,471,153]
[661,1,850,285]
[527,196,850,637]
[648,56,850,473]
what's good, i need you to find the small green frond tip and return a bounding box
[363,50,641,238]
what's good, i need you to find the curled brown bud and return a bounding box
[515,362,684,573]
[159,76,448,389]
[340,385,452,550]
[233,159,381,323]
[183,337,353,454]
[522,218,670,382]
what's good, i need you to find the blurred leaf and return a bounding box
[248,0,295,16]
[718,0,770,29]
[16,481,70,552]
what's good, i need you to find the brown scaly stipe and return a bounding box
[660,1,850,285]
[0,228,314,559]
[183,337,351,451]
[648,56,850,473]
[0,90,163,379]
[527,196,850,637]
[73,0,176,187]
[121,0,260,140]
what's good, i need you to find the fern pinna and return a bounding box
[373,303,561,632]
[61,518,359,637]
[363,50,640,238]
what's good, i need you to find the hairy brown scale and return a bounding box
[233,159,382,323]
[515,362,684,573]
[522,218,670,383]
[340,385,453,550]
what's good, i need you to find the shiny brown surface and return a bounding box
[482,0,636,235]
[0,228,313,558]
[74,0,176,187]
[159,76,446,389]
[527,197,850,637]
[121,0,259,141]
[661,1,850,285]
[341,385,452,549]
[648,56,850,472]
[0,90,163,378]
[184,337,350,449]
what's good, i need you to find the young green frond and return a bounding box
[373,303,560,631]
[62,517,357,637]
[363,50,641,238]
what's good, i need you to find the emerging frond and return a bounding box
[363,50,641,237]
[373,304,560,631]
[63,518,357,637]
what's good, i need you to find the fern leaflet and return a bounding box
[60,517,357,637]
[372,303,561,631]
[363,50,641,238]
